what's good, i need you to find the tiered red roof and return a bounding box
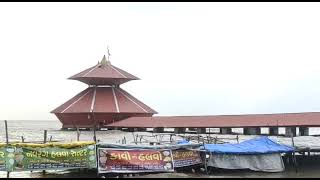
[51,55,156,129]
[68,55,139,85]
[51,87,156,114]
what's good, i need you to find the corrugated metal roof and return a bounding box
[51,87,157,114]
[105,112,320,128]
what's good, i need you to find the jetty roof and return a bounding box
[68,55,139,85]
[105,112,320,128]
[51,86,157,114]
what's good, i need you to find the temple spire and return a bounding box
[100,55,107,66]
[100,46,111,66]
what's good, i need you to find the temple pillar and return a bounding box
[269,127,279,136]
[285,127,297,137]
[174,128,186,134]
[299,127,309,136]
[153,127,164,133]
[220,128,232,134]
[196,128,206,134]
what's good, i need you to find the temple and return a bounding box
[51,55,157,129]
[52,53,320,137]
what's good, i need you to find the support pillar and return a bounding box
[285,127,297,137]
[196,128,206,134]
[299,127,309,136]
[243,127,261,135]
[220,128,232,134]
[153,127,164,133]
[269,127,279,136]
[174,128,186,134]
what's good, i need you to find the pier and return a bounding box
[103,112,320,137]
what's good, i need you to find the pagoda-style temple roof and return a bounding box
[51,86,157,114]
[68,55,140,85]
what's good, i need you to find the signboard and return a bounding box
[0,147,15,172]
[172,149,202,168]
[98,148,174,173]
[13,145,96,171]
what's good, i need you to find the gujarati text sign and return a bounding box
[0,147,15,172]
[172,149,202,167]
[98,148,174,173]
[14,145,96,171]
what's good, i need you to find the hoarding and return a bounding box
[0,147,15,172]
[98,148,174,173]
[172,149,202,168]
[14,145,96,171]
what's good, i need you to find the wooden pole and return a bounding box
[5,120,9,144]
[42,130,47,175]
[43,130,47,144]
[291,135,298,173]
[93,122,97,143]
[5,120,10,178]
[76,126,80,141]
[43,131,47,177]
[91,86,97,143]
[203,151,209,175]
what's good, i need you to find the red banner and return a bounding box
[172,149,202,167]
[98,148,174,173]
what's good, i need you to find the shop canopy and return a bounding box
[203,136,294,154]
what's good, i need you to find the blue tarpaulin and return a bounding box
[177,140,190,144]
[203,136,294,154]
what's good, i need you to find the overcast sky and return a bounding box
[1,2,320,120]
